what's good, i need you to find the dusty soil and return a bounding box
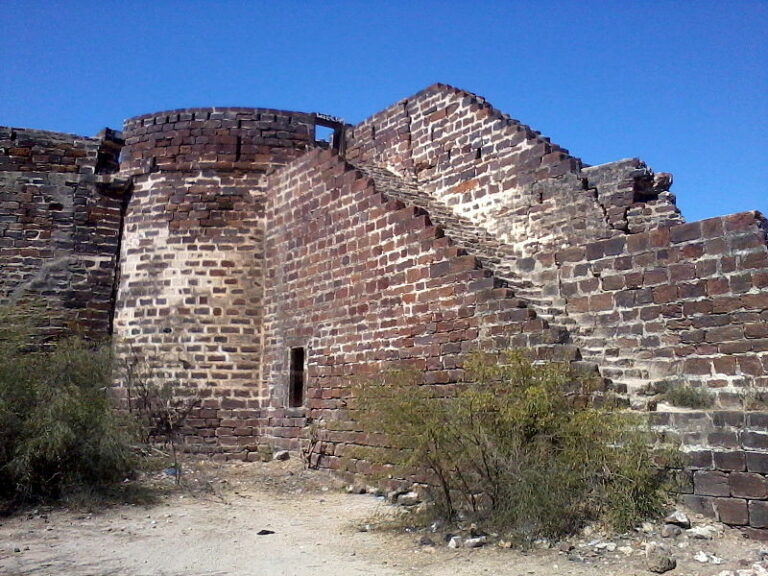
[0,457,765,576]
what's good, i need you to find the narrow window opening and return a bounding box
[475,147,482,160]
[235,136,242,162]
[315,125,334,144]
[289,347,305,407]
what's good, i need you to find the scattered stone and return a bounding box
[418,535,435,546]
[694,550,723,564]
[272,450,290,461]
[595,541,617,552]
[257,529,275,535]
[464,536,487,548]
[346,483,366,494]
[447,535,462,549]
[661,524,683,538]
[559,542,574,552]
[396,491,421,507]
[617,545,634,556]
[497,540,513,549]
[640,521,656,534]
[645,541,677,573]
[687,525,719,540]
[664,510,691,529]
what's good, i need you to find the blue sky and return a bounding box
[1,1,765,223]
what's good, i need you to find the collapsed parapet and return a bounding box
[0,126,128,336]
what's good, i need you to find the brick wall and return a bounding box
[546,212,768,403]
[0,127,126,335]
[112,108,320,454]
[653,410,768,538]
[260,148,583,470]
[345,84,679,258]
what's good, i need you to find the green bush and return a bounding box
[0,305,135,503]
[662,383,714,409]
[355,351,678,543]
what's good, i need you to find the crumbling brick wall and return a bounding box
[344,84,680,259]
[2,86,768,533]
[0,127,125,335]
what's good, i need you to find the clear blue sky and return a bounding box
[1,1,765,223]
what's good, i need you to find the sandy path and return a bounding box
[0,459,764,576]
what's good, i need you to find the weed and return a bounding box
[662,384,714,409]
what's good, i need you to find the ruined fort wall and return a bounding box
[260,148,579,468]
[546,211,768,402]
[113,108,317,452]
[0,127,125,335]
[344,84,678,258]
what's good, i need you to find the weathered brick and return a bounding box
[693,470,730,496]
[730,472,768,499]
[713,451,746,472]
[714,497,749,525]
[750,500,768,528]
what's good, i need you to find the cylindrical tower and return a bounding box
[113,107,320,450]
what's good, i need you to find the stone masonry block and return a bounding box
[679,494,715,518]
[713,451,746,472]
[714,497,749,525]
[743,432,768,451]
[750,500,768,528]
[730,472,768,499]
[747,453,768,474]
[694,470,730,496]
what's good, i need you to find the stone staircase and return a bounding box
[351,160,650,403]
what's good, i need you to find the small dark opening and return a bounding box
[475,147,482,160]
[235,136,242,161]
[314,114,345,153]
[289,347,305,407]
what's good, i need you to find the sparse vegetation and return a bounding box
[117,347,201,484]
[661,383,715,409]
[354,351,679,544]
[0,304,135,506]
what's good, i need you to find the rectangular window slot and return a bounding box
[235,136,242,162]
[289,347,305,407]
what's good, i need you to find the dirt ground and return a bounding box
[1,457,766,576]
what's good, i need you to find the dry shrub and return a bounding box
[355,351,678,543]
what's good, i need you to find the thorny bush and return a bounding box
[354,351,680,544]
[0,305,134,504]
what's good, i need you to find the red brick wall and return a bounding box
[261,148,578,469]
[112,108,320,454]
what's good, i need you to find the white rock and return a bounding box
[464,536,487,548]
[664,510,691,528]
[687,525,719,539]
[396,491,421,507]
[447,536,462,549]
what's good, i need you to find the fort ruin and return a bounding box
[2,84,768,533]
